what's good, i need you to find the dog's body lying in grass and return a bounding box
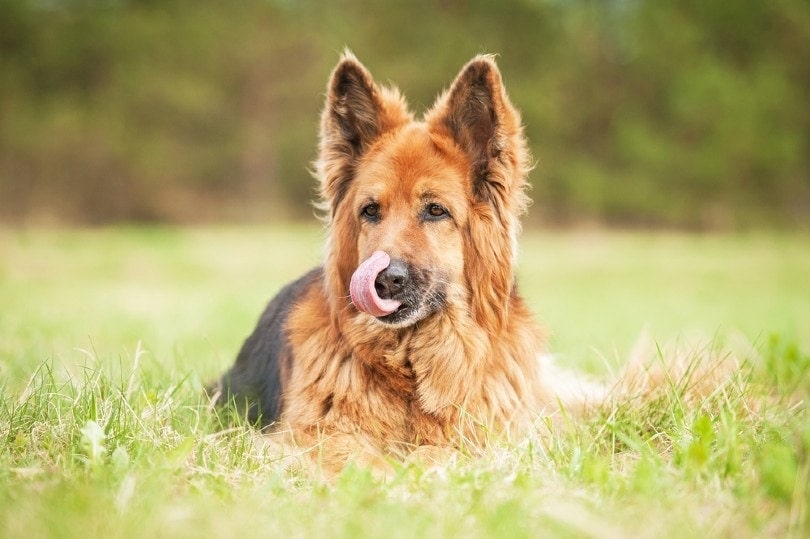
[210,52,733,472]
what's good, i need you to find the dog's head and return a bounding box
[316,51,531,331]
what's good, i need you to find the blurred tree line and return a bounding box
[1,0,808,228]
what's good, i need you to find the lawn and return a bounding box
[1,226,808,538]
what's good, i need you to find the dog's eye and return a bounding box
[424,203,449,221]
[361,203,380,220]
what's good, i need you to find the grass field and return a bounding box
[1,226,808,538]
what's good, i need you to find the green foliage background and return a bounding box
[1,0,808,228]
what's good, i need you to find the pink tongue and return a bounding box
[350,251,402,317]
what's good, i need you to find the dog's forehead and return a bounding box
[358,124,470,199]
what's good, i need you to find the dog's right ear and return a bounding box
[316,51,411,214]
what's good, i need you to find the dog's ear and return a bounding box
[427,56,530,207]
[316,51,411,213]
[428,56,532,332]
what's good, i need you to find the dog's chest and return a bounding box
[331,338,450,446]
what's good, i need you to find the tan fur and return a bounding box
[239,52,734,475]
[260,52,558,472]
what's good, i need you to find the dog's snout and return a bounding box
[375,259,409,299]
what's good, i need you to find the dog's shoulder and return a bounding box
[213,267,323,426]
[251,267,323,341]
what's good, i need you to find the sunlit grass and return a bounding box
[0,226,808,538]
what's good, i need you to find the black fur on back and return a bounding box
[211,268,321,426]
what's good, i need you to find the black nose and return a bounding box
[375,259,409,299]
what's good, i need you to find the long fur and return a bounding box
[210,52,732,474]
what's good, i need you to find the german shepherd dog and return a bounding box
[211,52,597,470]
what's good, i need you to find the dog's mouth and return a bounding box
[350,251,403,317]
[350,251,443,327]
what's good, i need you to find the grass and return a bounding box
[0,226,808,538]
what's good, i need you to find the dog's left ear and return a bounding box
[428,57,532,332]
[427,56,530,207]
